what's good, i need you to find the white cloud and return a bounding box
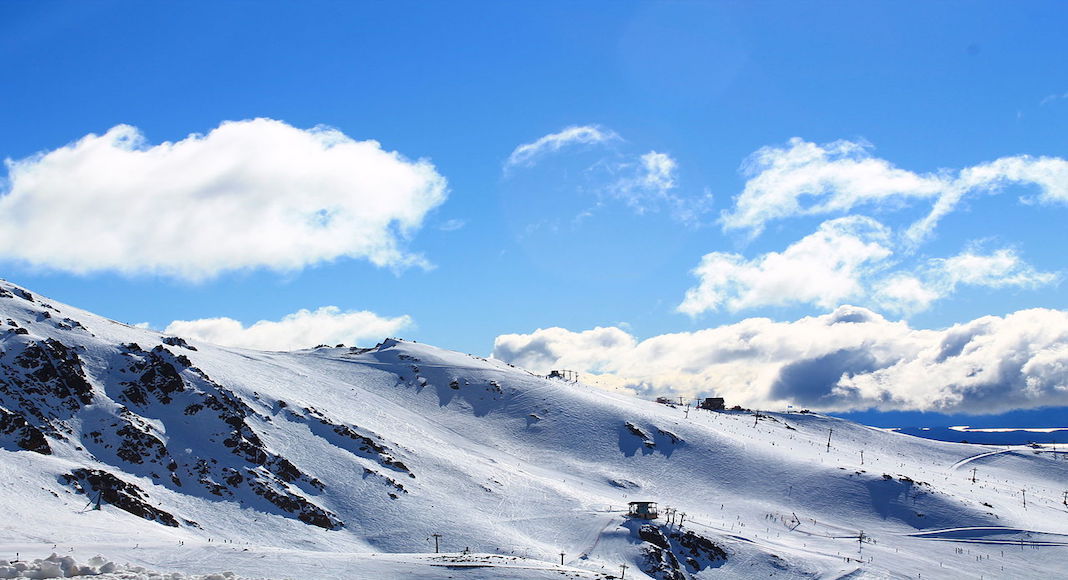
[505,127,710,224]
[602,150,711,223]
[1040,92,1068,106]
[613,151,678,208]
[873,274,940,315]
[493,306,1068,414]
[956,155,1068,204]
[874,247,1056,315]
[904,155,1068,244]
[678,216,893,315]
[680,218,1055,317]
[933,247,1057,289]
[0,119,448,280]
[164,306,412,351]
[438,218,467,232]
[721,138,946,237]
[720,137,1068,244]
[504,125,620,169]
[491,325,637,374]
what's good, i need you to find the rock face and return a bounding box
[0,407,51,454]
[61,468,182,527]
[104,344,343,529]
[0,338,94,429]
[635,523,728,580]
[0,284,345,531]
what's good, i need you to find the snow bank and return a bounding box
[0,554,241,580]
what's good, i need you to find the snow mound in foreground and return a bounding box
[0,554,244,580]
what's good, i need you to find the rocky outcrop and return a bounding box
[0,407,50,454]
[635,524,728,580]
[61,468,182,527]
[109,345,341,529]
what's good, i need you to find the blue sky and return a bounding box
[3,1,1068,422]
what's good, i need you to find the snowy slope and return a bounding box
[0,279,1066,579]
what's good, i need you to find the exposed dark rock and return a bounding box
[12,339,95,409]
[362,467,407,494]
[656,428,682,445]
[60,317,87,331]
[247,478,343,530]
[61,468,180,527]
[642,543,685,580]
[0,340,95,444]
[0,298,341,534]
[297,405,411,475]
[119,347,186,405]
[674,529,728,563]
[635,524,727,580]
[105,346,335,527]
[625,422,656,449]
[266,456,301,483]
[0,407,51,454]
[626,422,648,439]
[222,467,245,486]
[639,524,670,549]
[115,423,170,466]
[162,336,197,351]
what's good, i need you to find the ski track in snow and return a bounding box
[950,448,1016,470]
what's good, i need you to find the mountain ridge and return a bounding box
[0,279,1066,579]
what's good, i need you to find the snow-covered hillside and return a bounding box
[0,279,1066,579]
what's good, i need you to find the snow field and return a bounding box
[2,280,1068,578]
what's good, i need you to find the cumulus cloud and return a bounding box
[493,306,1068,414]
[680,214,1056,317]
[0,119,448,280]
[720,137,1068,243]
[504,125,620,169]
[678,216,893,314]
[875,247,1056,315]
[873,275,940,315]
[164,306,412,351]
[721,138,945,237]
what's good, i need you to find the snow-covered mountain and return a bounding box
[1,279,1066,579]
